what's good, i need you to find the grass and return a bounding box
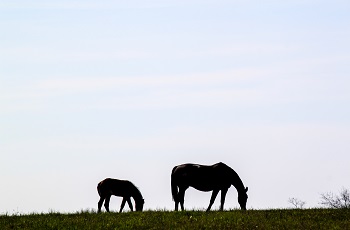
[1,209,350,229]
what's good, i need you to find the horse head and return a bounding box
[135,198,145,211]
[238,187,248,210]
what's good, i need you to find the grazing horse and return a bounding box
[171,162,248,211]
[97,178,144,212]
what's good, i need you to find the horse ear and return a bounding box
[245,187,248,192]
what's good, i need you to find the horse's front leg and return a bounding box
[220,188,229,211]
[126,198,133,211]
[120,197,127,212]
[206,190,219,212]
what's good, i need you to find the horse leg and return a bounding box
[98,197,105,213]
[220,188,229,211]
[175,200,179,211]
[104,195,111,212]
[174,187,181,211]
[206,189,219,212]
[174,191,181,211]
[178,186,188,211]
[120,197,127,213]
[126,197,133,212]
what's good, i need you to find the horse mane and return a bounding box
[131,182,143,202]
[221,162,246,193]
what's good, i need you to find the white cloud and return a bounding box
[0,0,223,10]
[34,68,262,90]
[0,46,158,64]
[0,68,267,111]
[0,1,113,10]
[2,54,349,113]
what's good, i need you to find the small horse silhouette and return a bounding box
[97,178,144,212]
[171,162,248,211]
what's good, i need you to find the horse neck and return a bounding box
[230,170,245,194]
[130,186,143,202]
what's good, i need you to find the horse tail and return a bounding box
[171,166,178,201]
[97,181,103,197]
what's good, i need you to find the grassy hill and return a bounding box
[1,209,350,229]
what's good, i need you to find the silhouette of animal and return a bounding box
[171,162,248,211]
[97,178,144,212]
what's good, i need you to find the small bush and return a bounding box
[320,187,350,209]
[288,197,306,209]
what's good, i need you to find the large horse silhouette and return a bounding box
[97,178,144,212]
[171,162,248,211]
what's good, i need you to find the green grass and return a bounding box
[1,209,350,229]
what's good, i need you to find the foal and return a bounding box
[97,178,144,212]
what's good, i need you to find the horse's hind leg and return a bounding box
[104,195,111,212]
[174,193,179,211]
[178,186,188,211]
[175,200,179,211]
[98,197,105,213]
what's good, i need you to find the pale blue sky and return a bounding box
[1,0,350,213]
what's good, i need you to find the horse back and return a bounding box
[173,162,230,176]
[97,178,134,197]
[172,162,232,190]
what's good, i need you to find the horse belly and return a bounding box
[111,190,128,197]
[190,179,219,191]
[175,164,228,191]
[191,184,214,192]
[191,176,230,192]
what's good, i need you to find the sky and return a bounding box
[1,0,350,214]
